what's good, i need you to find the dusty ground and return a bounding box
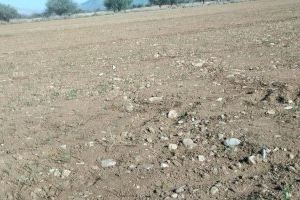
[0,0,300,199]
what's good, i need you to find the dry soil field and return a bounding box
[0,0,300,199]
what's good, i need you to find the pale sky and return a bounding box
[0,0,87,12]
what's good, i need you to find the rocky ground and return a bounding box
[0,0,299,199]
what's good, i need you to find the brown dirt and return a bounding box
[0,0,299,199]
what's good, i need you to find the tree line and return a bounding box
[0,0,214,22]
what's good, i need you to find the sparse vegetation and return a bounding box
[0,0,300,199]
[104,0,133,12]
[149,0,178,7]
[45,0,78,15]
[283,184,292,200]
[0,3,19,22]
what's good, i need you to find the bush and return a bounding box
[149,0,178,7]
[0,3,19,22]
[46,0,78,15]
[104,0,133,12]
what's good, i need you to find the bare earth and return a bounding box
[0,0,300,199]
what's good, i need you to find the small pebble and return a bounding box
[224,138,241,147]
[146,137,153,143]
[149,96,163,103]
[161,136,169,141]
[61,169,71,179]
[248,155,256,165]
[49,168,61,177]
[100,159,117,168]
[198,155,206,162]
[182,138,196,149]
[168,110,178,119]
[284,106,293,110]
[266,109,276,115]
[168,144,178,151]
[210,186,219,195]
[161,163,169,168]
[289,153,295,160]
[218,134,224,140]
[142,164,154,170]
[216,98,223,102]
[175,186,185,193]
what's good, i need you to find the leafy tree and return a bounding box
[104,0,133,12]
[46,0,78,15]
[0,3,19,22]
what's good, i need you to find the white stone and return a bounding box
[168,110,178,119]
[224,138,241,147]
[182,138,196,149]
[146,137,153,143]
[198,155,206,162]
[216,98,223,102]
[149,96,163,102]
[160,136,169,141]
[175,186,185,193]
[100,159,117,168]
[168,144,178,151]
[61,169,71,178]
[161,163,169,168]
[193,60,206,67]
[49,168,61,177]
[248,155,256,165]
[210,186,219,195]
[284,106,293,110]
[266,109,276,115]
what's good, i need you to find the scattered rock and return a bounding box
[175,186,185,193]
[218,134,224,140]
[210,186,219,195]
[289,153,295,160]
[88,141,95,147]
[142,164,154,171]
[149,96,163,102]
[216,97,223,102]
[261,148,271,160]
[248,155,256,165]
[125,103,134,112]
[49,168,61,177]
[224,138,241,147]
[266,109,276,115]
[161,136,169,141]
[182,138,196,149]
[284,106,293,110]
[99,159,117,168]
[61,169,71,179]
[146,137,153,143]
[168,110,178,119]
[168,143,178,151]
[198,155,206,162]
[161,163,169,168]
[192,60,206,67]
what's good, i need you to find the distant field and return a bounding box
[0,0,299,199]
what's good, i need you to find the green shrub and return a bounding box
[0,3,19,22]
[46,0,78,15]
[104,0,133,12]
